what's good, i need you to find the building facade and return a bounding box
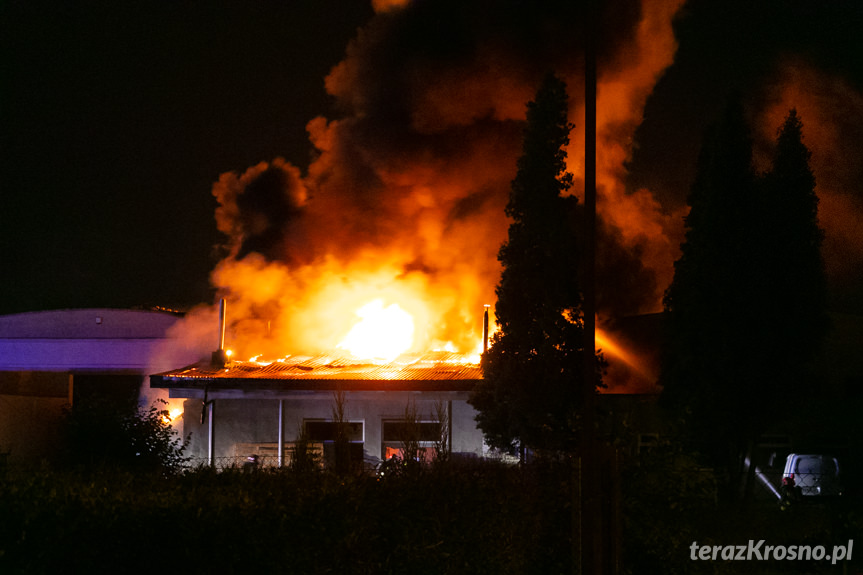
[150,352,486,469]
[0,308,195,467]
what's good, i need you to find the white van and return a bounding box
[782,454,843,497]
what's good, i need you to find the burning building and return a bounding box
[191,0,690,370]
[146,0,686,464]
[148,297,664,468]
[150,350,485,468]
[150,301,488,467]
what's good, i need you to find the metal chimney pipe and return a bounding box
[218,298,227,351]
[211,298,228,368]
[482,305,490,354]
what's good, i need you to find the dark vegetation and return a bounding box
[2,455,860,574]
[57,396,190,476]
[0,460,573,575]
[462,74,860,573]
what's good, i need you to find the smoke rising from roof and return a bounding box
[212,158,308,263]
[201,0,689,360]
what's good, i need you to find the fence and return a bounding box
[184,445,381,474]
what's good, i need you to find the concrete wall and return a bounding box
[179,391,484,467]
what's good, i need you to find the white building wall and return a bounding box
[179,392,484,466]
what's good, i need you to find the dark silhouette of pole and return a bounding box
[483,305,490,353]
[581,0,602,572]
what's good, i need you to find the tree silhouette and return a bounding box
[470,73,594,454]
[760,109,828,403]
[662,101,828,501]
[661,97,764,498]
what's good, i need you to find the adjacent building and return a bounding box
[0,308,192,466]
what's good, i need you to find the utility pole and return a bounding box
[580,0,602,572]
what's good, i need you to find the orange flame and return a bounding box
[160,407,184,426]
[338,299,415,361]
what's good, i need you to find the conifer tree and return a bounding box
[661,97,764,495]
[470,74,593,453]
[760,109,828,403]
[662,102,829,500]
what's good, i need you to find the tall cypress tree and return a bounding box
[662,102,829,500]
[760,109,828,409]
[470,73,591,453]
[661,97,764,494]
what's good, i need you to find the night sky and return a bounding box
[3,0,863,316]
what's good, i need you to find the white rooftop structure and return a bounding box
[0,308,183,373]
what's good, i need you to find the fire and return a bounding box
[160,407,184,426]
[338,299,414,361]
[157,1,693,368]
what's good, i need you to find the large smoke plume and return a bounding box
[133,1,863,402]
[201,0,687,363]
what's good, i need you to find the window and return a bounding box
[382,419,445,462]
[382,421,441,442]
[303,419,364,471]
[304,420,364,442]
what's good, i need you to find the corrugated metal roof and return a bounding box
[154,351,482,383]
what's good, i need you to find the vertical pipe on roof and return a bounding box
[211,298,228,368]
[218,298,226,351]
[482,305,490,354]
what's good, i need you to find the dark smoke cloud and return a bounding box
[305,0,664,304]
[326,0,642,142]
[212,158,308,262]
